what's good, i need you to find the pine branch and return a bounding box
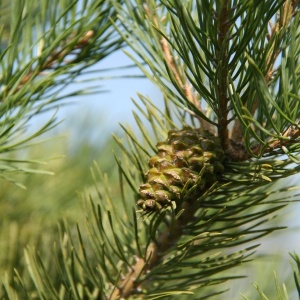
[106,1,300,298]
[231,0,298,143]
[107,98,300,299]
[215,0,231,152]
[6,1,300,299]
[7,30,95,99]
[114,0,300,161]
[0,0,123,183]
[160,37,214,132]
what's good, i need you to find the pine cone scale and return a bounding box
[138,127,225,211]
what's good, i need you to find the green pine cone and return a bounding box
[137,127,225,211]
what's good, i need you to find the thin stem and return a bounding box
[251,125,300,157]
[109,195,201,299]
[216,0,230,151]
[144,3,214,133]
[1,30,94,100]
[231,0,297,143]
[160,38,214,132]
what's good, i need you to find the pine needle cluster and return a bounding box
[1,0,300,299]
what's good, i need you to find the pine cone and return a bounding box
[137,127,225,211]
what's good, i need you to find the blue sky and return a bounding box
[38,47,164,147]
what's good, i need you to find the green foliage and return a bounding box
[291,252,300,298]
[242,272,290,300]
[241,253,300,300]
[113,0,300,158]
[0,130,120,299]
[0,0,122,185]
[1,0,300,300]
[7,95,299,299]
[0,0,123,298]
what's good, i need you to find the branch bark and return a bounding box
[144,4,215,134]
[1,30,94,100]
[109,1,300,298]
[216,1,231,153]
[109,195,203,299]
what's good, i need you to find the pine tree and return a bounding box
[1,0,300,299]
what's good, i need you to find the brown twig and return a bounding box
[109,194,202,299]
[109,123,300,299]
[1,30,94,99]
[160,38,214,132]
[143,4,215,133]
[215,1,233,156]
[231,0,297,143]
[251,125,300,157]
